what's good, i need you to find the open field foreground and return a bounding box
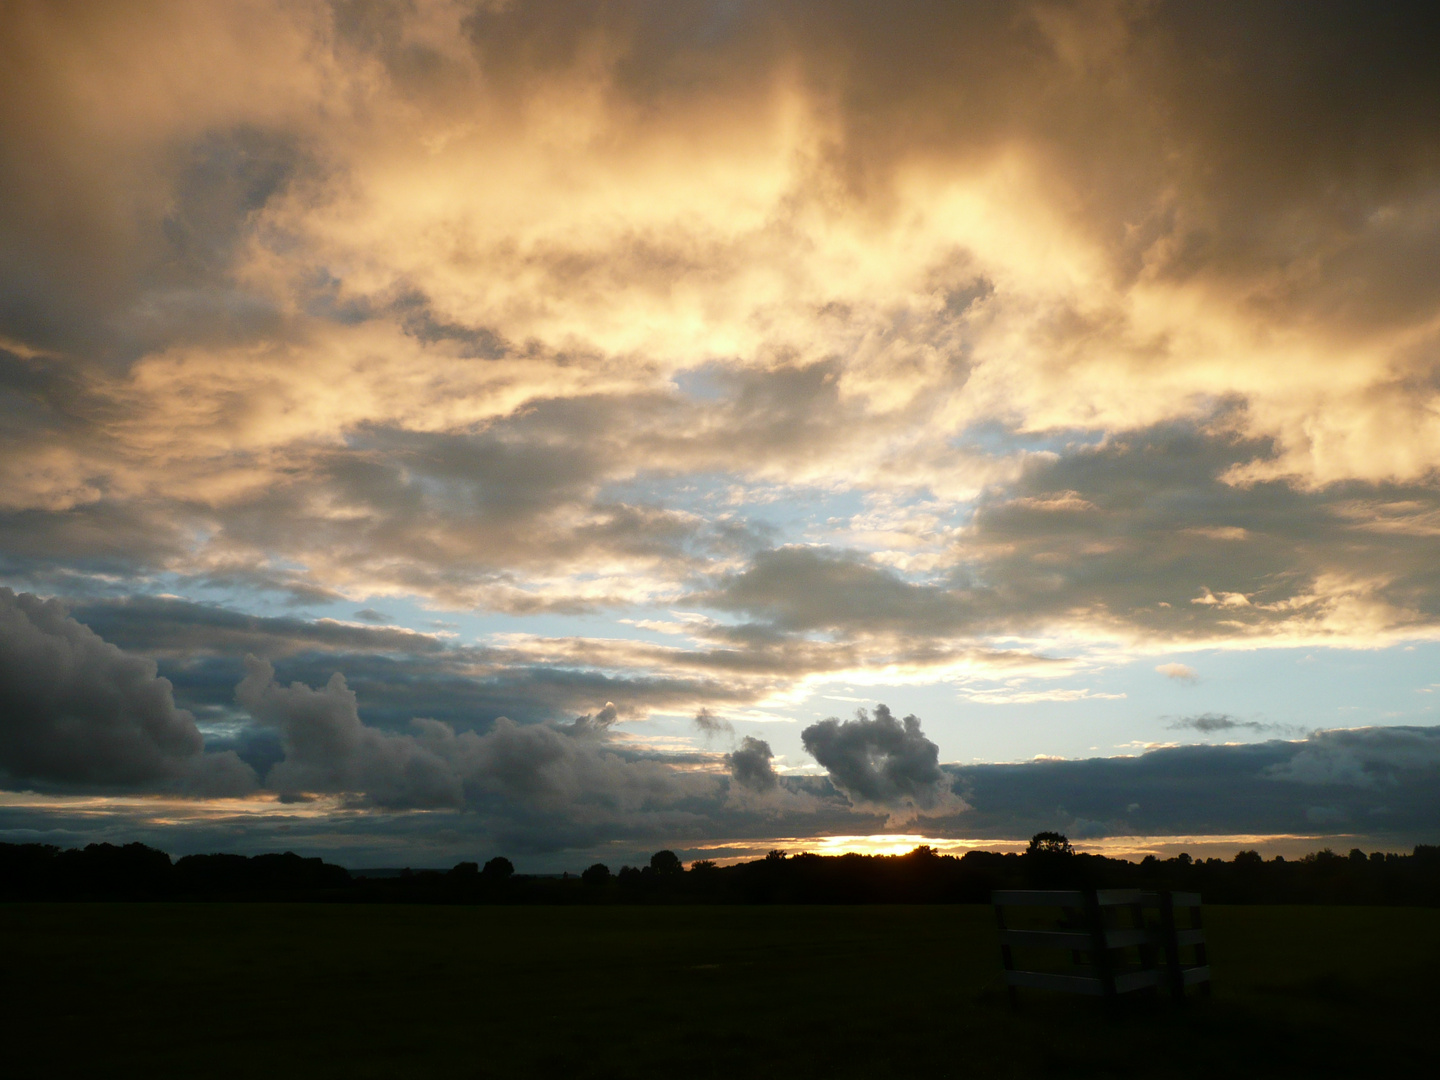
[5,904,1437,1079]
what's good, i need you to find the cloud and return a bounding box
[692,707,732,739]
[2,0,1440,651]
[0,589,253,793]
[236,656,464,808]
[7,675,1440,864]
[566,702,622,737]
[73,595,451,661]
[801,705,946,807]
[5,3,1440,861]
[947,726,1440,842]
[952,420,1440,646]
[1169,714,1261,734]
[230,657,779,827]
[702,546,973,638]
[1166,713,1304,738]
[65,596,775,731]
[1266,725,1440,789]
[726,736,778,793]
[1156,663,1198,683]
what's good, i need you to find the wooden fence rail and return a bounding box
[992,888,1211,1004]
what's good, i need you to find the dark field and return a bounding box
[4,904,1437,1079]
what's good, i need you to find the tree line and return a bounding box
[2,835,1438,905]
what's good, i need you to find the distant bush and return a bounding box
[5,839,1440,906]
[483,857,515,881]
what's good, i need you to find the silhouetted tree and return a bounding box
[1023,832,1079,888]
[1026,832,1073,857]
[650,850,683,876]
[582,862,611,886]
[7,837,1440,907]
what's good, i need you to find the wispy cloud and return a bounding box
[1166,714,1301,737]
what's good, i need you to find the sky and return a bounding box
[3,1,1440,870]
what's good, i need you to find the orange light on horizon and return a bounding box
[689,831,1383,865]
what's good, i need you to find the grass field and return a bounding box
[4,903,1437,1078]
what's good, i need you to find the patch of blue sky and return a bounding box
[597,469,873,547]
[669,360,731,402]
[950,418,1107,458]
[595,470,979,589]
[323,597,675,653]
[672,640,1440,770]
[130,569,316,614]
[142,556,748,658]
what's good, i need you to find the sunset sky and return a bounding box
[3,1,1439,869]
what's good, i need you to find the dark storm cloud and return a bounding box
[233,657,740,820]
[6,723,1438,868]
[69,591,1017,736]
[726,735,778,793]
[1266,725,1440,789]
[0,593,851,853]
[66,596,760,730]
[162,647,763,735]
[947,726,1440,842]
[0,596,881,857]
[0,589,253,792]
[236,656,465,808]
[801,705,946,807]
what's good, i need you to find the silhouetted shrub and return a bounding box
[483,857,514,880]
[6,839,1440,906]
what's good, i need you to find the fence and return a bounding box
[992,889,1210,1004]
